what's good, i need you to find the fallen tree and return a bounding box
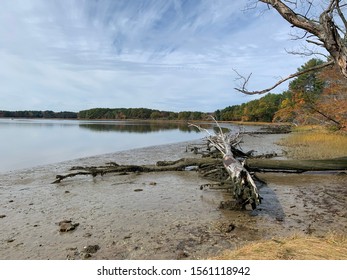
[188,119,261,210]
[246,157,347,173]
[52,118,262,210]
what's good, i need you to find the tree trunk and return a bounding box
[245,157,347,172]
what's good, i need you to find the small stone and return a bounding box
[0,215,6,218]
[58,220,79,232]
[83,245,100,254]
[83,253,92,259]
[134,189,143,192]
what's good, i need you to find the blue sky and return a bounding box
[0,0,312,112]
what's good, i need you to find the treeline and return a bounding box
[78,108,210,120]
[215,93,284,122]
[0,110,77,119]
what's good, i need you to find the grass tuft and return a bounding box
[278,126,347,159]
[212,233,347,260]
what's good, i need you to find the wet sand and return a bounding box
[0,134,346,259]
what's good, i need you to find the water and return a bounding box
[0,118,210,172]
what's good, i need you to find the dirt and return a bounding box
[0,134,346,260]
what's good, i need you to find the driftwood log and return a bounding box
[52,158,220,184]
[246,157,347,173]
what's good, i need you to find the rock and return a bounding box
[134,189,143,192]
[0,215,6,218]
[58,220,79,232]
[83,253,92,259]
[83,245,100,254]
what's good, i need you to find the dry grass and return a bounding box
[279,126,347,159]
[213,233,347,260]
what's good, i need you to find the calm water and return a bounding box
[0,119,211,173]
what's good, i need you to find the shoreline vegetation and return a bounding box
[279,125,347,160]
[214,233,347,260]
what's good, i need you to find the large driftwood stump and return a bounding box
[189,118,261,209]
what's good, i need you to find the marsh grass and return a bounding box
[213,233,347,260]
[278,126,347,159]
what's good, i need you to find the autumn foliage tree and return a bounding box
[274,59,347,129]
[316,63,347,129]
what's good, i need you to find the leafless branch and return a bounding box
[234,60,334,95]
[285,44,329,58]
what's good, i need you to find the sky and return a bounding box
[0,0,314,113]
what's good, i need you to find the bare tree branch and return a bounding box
[237,1,347,95]
[285,44,329,58]
[234,60,334,95]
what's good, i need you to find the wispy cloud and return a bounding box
[0,0,310,112]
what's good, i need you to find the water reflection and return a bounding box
[0,118,260,173]
[0,119,210,172]
[79,121,199,133]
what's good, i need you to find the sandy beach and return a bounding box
[1,133,346,260]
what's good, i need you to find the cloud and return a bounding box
[0,0,311,112]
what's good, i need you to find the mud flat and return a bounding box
[0,134,346,259]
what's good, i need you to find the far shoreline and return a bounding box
[0,115,291,127]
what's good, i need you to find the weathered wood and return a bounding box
[245,157,347,172]
[189,118,261,209]
[52,158,220,183]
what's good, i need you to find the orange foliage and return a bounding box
[274,64,347,129]
[317,65,347,129]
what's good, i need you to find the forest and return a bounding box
[0,110,77,119]
[1,59,346,129]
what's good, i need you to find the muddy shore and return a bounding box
[0,133,346,260]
